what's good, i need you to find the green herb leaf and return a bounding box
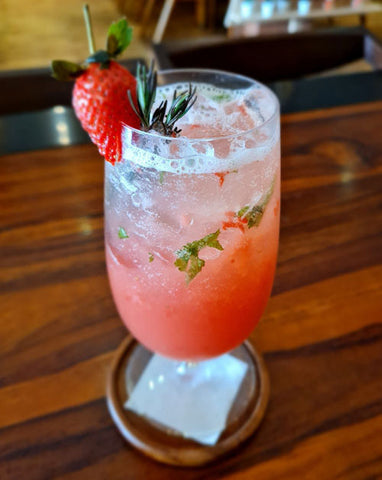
[107,18,133,57]
[211,92,231,103]
[159,171,165,184]
[149,253,154,262]
[246,205,265,228]
[237,205,249,218]
[51,60,85,81]
[118,226,129,239]
[106,35,118,57]
[130,61,197,137]
[237,178,275,229]
[174,230,223,283]
[187,255,205,281]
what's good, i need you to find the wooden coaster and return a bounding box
[106,336,270,467]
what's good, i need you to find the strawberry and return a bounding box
[51,11,140,164]
[72,61,139,164]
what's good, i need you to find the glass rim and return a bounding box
[121,67,280,144]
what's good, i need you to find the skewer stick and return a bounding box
[83,4,96,54]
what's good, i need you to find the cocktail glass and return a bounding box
[105,69,280,465]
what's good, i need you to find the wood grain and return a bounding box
[107,338,270,466]
[1,101,382,479]
[0,0,148,72]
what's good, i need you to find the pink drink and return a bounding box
[105,78,280,361]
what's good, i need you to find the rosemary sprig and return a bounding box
[128,61,157,130]
[128,61,197,136]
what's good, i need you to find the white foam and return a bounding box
[122,82,278,174]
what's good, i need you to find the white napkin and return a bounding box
[125,353,248,445]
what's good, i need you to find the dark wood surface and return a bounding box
[1,100,382,479]
[154,27,382,82]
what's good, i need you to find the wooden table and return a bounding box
[1,98,382,478]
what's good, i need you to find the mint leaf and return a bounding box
[107,18,133,57]
[246,205,265,228]
[118,226,129,239]
[211,92,231,103]
[205,234,224,250]
[174,257,188,271]
[187,255,205,282]
[237,178,275,229]
[51,60,85,81]
[175,230,223,283]
[237,205,249,218]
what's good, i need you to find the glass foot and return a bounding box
[107,337,269,467]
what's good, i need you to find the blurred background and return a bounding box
[2,0,382,75]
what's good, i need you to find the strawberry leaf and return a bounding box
[51,60,85,81]
[107,35,119,57]
[175,230,223,283]
[107,18,133,57]
[86,49,110,67]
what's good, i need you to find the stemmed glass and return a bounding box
[105,69,280,466]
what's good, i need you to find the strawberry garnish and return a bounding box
[51,6,140,164]
[72,61,139,164]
